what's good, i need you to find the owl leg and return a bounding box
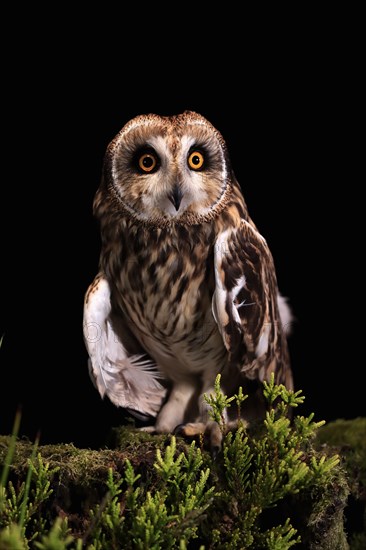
[150,381,197,434]
[174,379,227,455]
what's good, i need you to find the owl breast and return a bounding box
[106,222,227,381]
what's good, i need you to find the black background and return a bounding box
[0,21,362,449]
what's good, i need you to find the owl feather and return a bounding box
[83,274,166,418]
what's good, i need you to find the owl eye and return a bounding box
[137,152,159,173]
[187,150,205,171]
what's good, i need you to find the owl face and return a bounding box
[103,111,231,224]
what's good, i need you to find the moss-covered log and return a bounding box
[0,421,352,549]
[2,380,362,549]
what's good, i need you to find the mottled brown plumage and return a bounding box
[83,111,293,439]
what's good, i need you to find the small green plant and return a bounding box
[0,435,60,547]
[86,436,215,549]
[204,374,342,548]
[203,374,237,431]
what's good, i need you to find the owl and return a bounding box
[83,111,293,449]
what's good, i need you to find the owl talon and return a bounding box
[206,421,223,455]
[172,423,186,436]
[211,445,221,460]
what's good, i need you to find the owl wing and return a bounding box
[212,219,293,388]
[83,273,167,419]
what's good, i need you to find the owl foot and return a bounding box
[173,420,223,457]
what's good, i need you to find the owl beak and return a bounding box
[168,184,183,211]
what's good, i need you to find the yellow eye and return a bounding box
[138,153,158,173]
[188,150,205,170]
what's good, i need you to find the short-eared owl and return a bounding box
[83,111,293,444]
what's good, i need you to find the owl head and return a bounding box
[96,111,233,226]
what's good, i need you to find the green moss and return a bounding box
[315,417,366,501]
[315,418,366,550]
[108,425,173,452]
[302,465,350,549]
[349,531,366,550]
[0,436,122,484]
[316,417,366,452]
